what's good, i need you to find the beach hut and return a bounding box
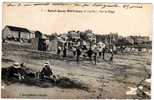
[2,25,31,42]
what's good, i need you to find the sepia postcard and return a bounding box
[1,2,152,99]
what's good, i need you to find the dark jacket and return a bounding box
[41,66,53,77]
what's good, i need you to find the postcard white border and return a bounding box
[0,0,153,100]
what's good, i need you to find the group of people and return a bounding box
[4,62,54,80]
[56,43,115,64]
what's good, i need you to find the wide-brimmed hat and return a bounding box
[13,62,20,68]
[44,61,50,66]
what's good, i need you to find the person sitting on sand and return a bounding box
[40,62,53,79]
[20,63,35,78]
[8,62,25,80]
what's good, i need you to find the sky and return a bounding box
[2,3,153,37]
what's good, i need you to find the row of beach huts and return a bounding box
[2,25,152,53]
[2,25,97,52]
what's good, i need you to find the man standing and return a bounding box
[76,47,81,63]
[93,52,97,65]
[57,46,61,55]
[87,47,93,61]
[63,46,67,57]
[110,48,113,62]
[113,44,117,54]
[72,46,76,56]
[102,43,106,59]
[98,46,102,58]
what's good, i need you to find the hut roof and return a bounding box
[6,25,30,33]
